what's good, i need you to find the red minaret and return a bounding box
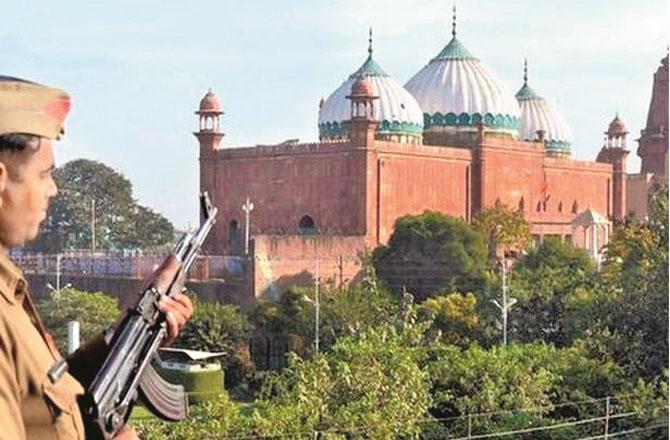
[637,54,668,179]
[346,75,379,147]
[597,115,629,222]
[194,89,224,252]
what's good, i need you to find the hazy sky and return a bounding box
[3,0,667,229]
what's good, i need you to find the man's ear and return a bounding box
[0,161,7,207]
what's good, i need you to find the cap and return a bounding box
[0,76,71,140]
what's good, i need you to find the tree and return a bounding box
[252,326,431,439]
[426,342,624,438]
[596,185,668,379]
[418,292,480,347]
[373,211,491,300]
[36,287,120,350]
[174,300,253,388]
[473,200,531,261]
[508,237,596,346]
[34,159,174,252]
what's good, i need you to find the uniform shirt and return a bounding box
[0,253,108,440]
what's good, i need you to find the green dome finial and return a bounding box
[368,27,373,58]
[452,2,457,38]
[523,58,528,86]
[515,58,540,100]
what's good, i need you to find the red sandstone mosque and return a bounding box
[194,19,668,297]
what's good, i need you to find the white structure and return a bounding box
[571,208,611,264]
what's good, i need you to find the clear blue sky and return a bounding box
[3,0,667,229]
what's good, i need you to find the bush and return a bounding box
[36,287,120,351]
[173,300,253,388]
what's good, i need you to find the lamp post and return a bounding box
[303,260,320,354]
[491,254,517,345]
[242,196,254,256]
[91,198,96,253]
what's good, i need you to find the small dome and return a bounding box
[199,89,221,113]
[405,35,520,137]
[606,115,627,136]
[319,51,424,143]
[515,66,572,157]
[349,75,377,98]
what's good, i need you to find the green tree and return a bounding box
[174,300,253,388]
[250,284,398,359]
[508,237,596,346]
[597,185,668,379]
[35,159,174,251]
[36,287,120,350]
[426,342,624,438]
[252,325,431,439]
[473,200,531,261]
[135,391,248,440]
[418,292,480,347]
[373,211,490,300]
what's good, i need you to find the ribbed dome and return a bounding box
[515,69,572,157]
[405,36,520,137]
[199,89,221,113]
[318,51,424,144]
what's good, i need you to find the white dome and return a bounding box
[318,55,424,142]
[516,82,572,157]
[405,37,520,133]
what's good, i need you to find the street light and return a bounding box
[46,282,72,296]
[491,254,516,345]
[303,260,320,354]
[242,196,254,256]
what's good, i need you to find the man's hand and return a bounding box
[114,255,194,345]
[113,425,139,440]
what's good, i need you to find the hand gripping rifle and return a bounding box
[79,192,218,439]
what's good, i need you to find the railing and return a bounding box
[10,251,247,282]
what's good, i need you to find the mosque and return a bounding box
[194,15,668,297]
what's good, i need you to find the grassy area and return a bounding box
[129,405,155,422]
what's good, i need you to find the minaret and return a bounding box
[597,114,629,222]
[194,89,224,157]
[346,73,379,147]
[637,54,669,179]
[193,89,224,251]
[346,32,379,147]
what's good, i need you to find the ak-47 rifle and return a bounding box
[79,192,218,439]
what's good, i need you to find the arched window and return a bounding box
[298,215,316,235]
[228,219,240,247]
[558,202,563,213]
[518,197,525,212]
[572,201,579,214]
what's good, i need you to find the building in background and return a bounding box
[195,19,667,297]
[626,54,669,221]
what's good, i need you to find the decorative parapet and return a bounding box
[319,120,423,140]
[423,112,519,131]
[216,139,354,159]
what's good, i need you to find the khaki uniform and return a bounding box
[0,253,108,439]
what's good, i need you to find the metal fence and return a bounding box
[10,251,247,282]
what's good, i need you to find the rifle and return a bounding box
[78,192,218,439]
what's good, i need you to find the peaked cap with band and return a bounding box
[0,76,71,140]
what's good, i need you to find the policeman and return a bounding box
[0,76,194,439]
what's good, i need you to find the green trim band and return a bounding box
[319,120,424,138]
[423,112,519,131]
[545,140,571,155]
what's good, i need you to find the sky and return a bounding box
[2,0,668,229]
